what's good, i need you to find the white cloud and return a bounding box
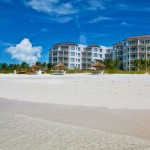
[87,16,112,23]
[79,34,87,45]
[6,38,42,64]
[0,40,12,47]
[50,16,73,23]
[120,21,131,26]
[87,0,105,10]
[23,0,78,15]
[40,28,48,32]
[75,15,81,28]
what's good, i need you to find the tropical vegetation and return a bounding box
[0,59,150,74]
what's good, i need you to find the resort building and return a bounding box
[112,42,123,69]
[123,35,150,70]
[50,42,112,69]
[81,44,103,69]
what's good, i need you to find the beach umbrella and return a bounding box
[54,63,66,70]
[31,64,41,72]
[91,62,105,69]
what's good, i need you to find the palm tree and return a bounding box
[113,59,120,69]
[104,59,120,70]
[133,59,140,71]
[41,62,47,70]
[21,61,29,71]
[1,63,8,70]
[47,63,53,70]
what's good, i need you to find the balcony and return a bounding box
[58,55,63,57]
[139,50,146,53]
[64,60,68,63]
[52,55,57,57]
[52,61,57,64]
[63,54,68,57]
[129,57,137,60]
[82,55,86,58]
[60,48,68,51]
[127,50,137,53]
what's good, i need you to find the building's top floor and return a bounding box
[87,44,100,48]
[123,34,150,42]
[113,42,123,46]
[51,42,101,48]
[52,42,78,48]
[50,42,103,51]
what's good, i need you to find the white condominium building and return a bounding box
[50,42,112,69]
[112,42,123,69]
[123,35,150,70]
[112,34,150,70]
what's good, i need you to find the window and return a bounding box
[71,52,75,56]
[100,54,102,58]
[78,64,80,68]
[94,53,97,57]
[146,40,150,44]
[71,58,75,62]
[70,46,75,50]
[141,48,145,51]
[94,48,97,52]
[100,49,102,53]
[78,53,80,57]
[78,59,80,62]
[78,47,81,51]
[70,64,75,67]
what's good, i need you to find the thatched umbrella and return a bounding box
[54,63,66,70]
[91,62,105,69]
[31,65,41,72]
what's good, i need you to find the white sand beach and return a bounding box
[0,74,150,109]
[0,74,150,149]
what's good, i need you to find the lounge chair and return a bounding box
[100,70,104,75]
[51,70,66,75]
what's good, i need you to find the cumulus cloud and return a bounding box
[79,34,87,45]
[6,38,42,64]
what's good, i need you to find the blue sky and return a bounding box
[0,0,150,64]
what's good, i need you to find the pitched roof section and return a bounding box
[87,44,100,48]
[52,42,78,47]
[124,34,150,41]
[112,42,123,46]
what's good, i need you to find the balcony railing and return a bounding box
[64,60,68,63]
[58,55,63,57]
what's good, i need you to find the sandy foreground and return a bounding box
[0,74,150,149]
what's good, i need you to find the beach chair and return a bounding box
[100,70,104,75]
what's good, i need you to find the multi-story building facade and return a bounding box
[50,42,112,69]
[112,35,150,70]
[112,42,123,69]
[81,44,103,69]
[123,35,150,70]
[50,42,82,69]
